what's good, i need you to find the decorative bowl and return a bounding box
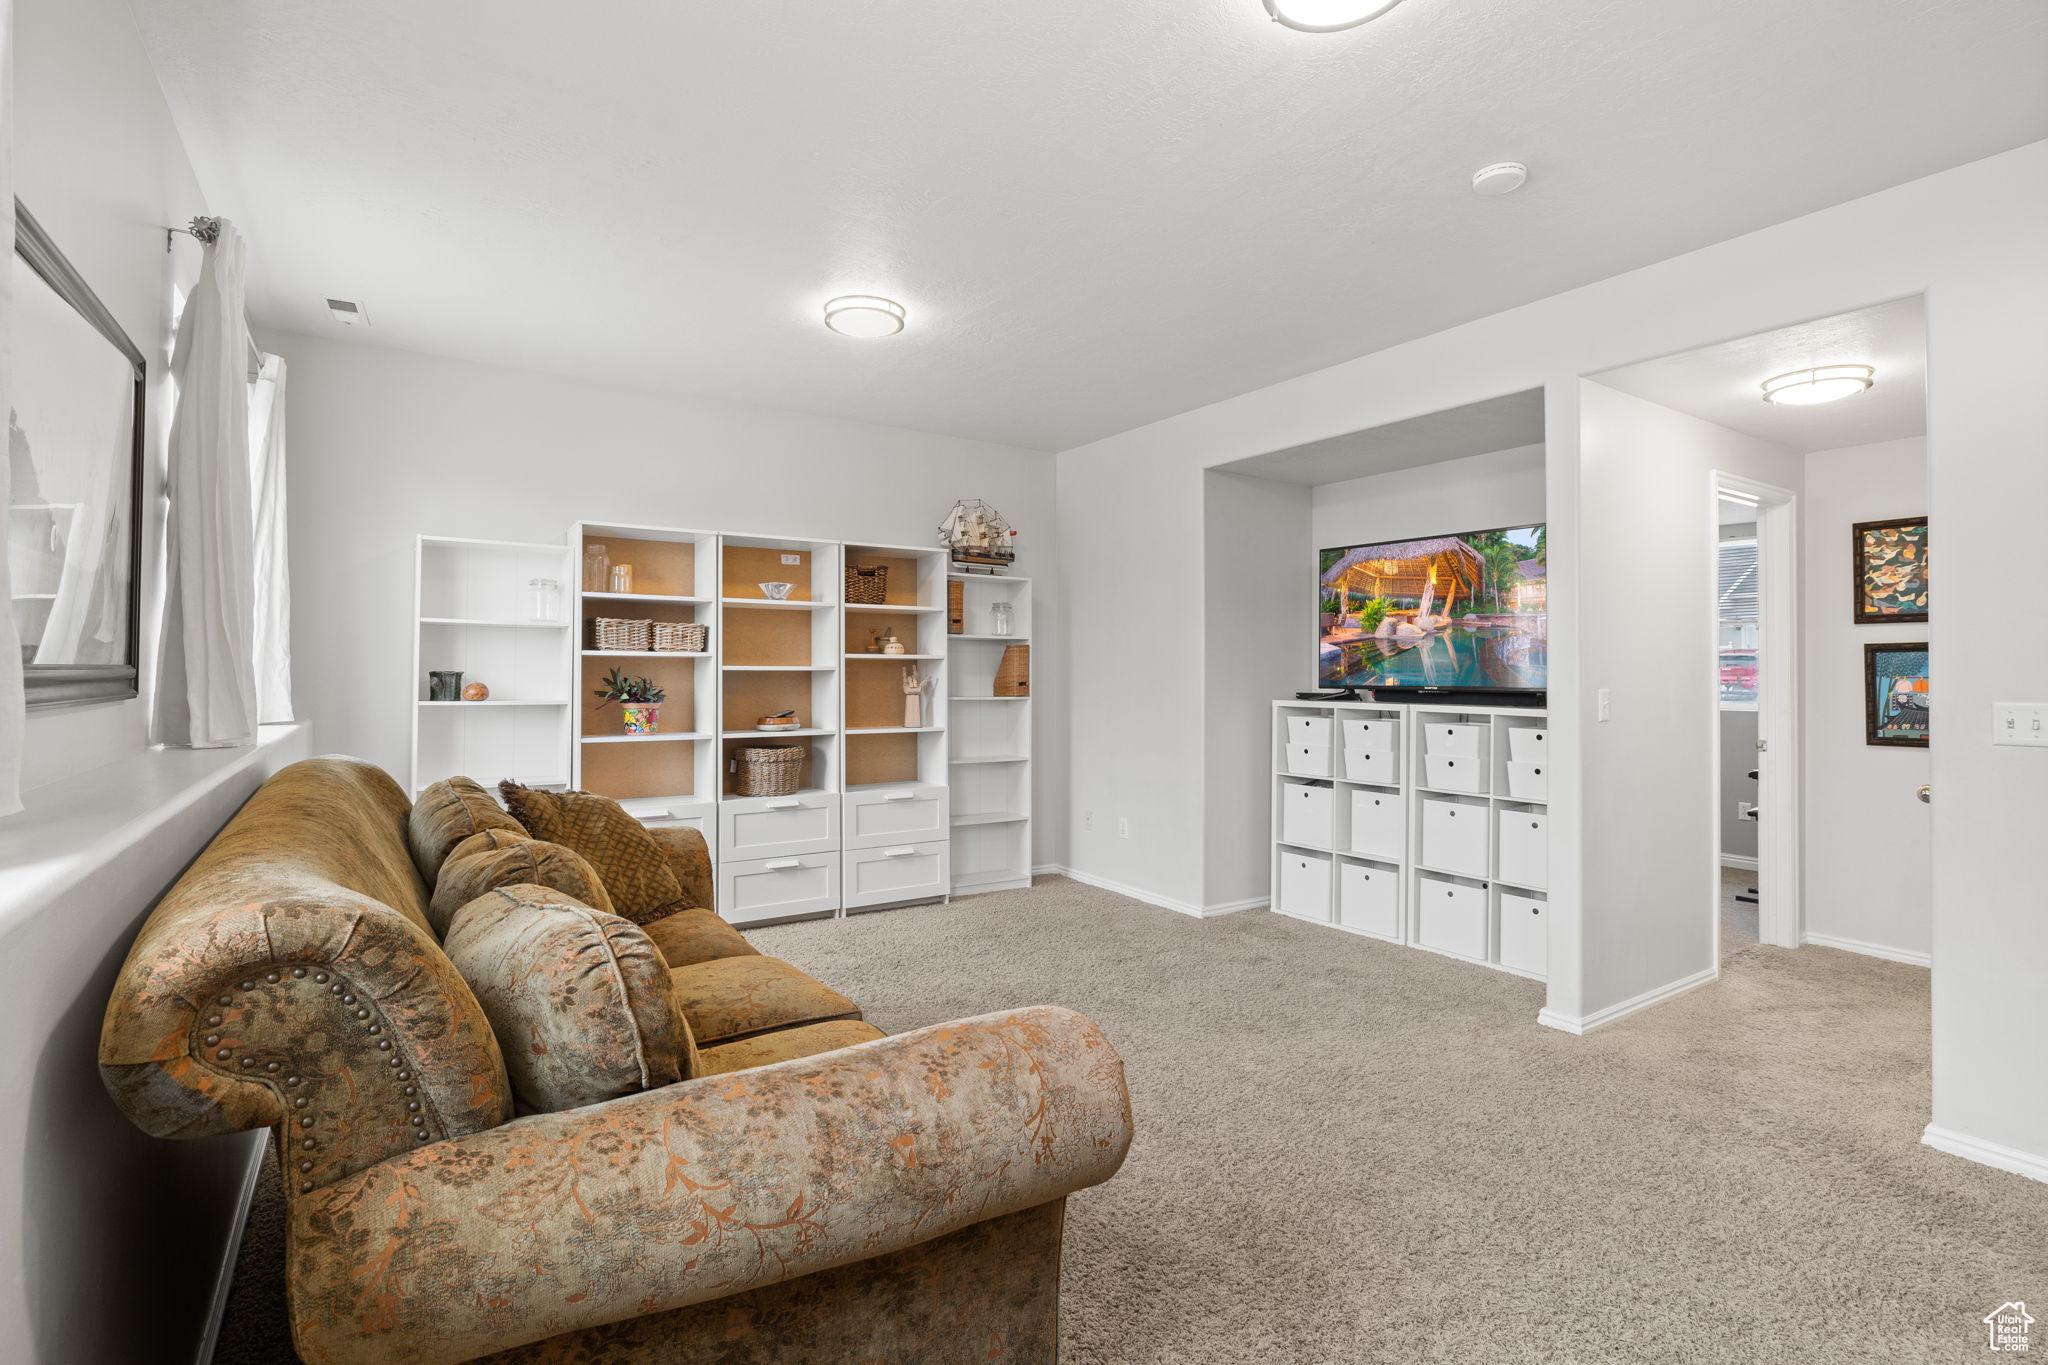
[757,581,795,600]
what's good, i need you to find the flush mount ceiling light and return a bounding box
[1262,0,1403,32]
[1471,162,1529,196]
[822,295,906,338]
[1760,363,1875,406]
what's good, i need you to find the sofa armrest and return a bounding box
[286,1005,1131,1365]
[646,825,714,911]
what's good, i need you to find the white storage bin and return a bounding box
[721,853,839,925]
[720,793,839,860]
[1348,789,1405,859]
[1504,761,1548,801]
[843,841,950,910]
[1342,748,1396,785]
[1498,808,1549,889]
[1286,715,1333,746]
[1498,892,1547,975]
[1425,723,1487,760]
[1423,753,1485,794]
[1337,861,1399,938]
[1507,727,1548,763]
[1339,718,1399,753]
[1281,781,1335,849]
[1277,849,1332,921]
[1417,876,1487,959]
[1420,798,1488,878]
[1284,742,1331,778]
[843,784,948,849]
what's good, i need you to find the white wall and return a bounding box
[1309,443,1546,551]
[1799,437,1930,961]
[267,332,1066,866]
[1056,141,2048,1175]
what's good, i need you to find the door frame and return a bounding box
[1711,471,1801,950]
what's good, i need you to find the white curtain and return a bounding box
[0,0,23,816]
[151,222,258,749]
[248,353,293,723]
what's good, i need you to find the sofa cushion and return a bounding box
[498,782,688,925]
[668,955,861,1044]
[697,1019,886,1077]
[408,777,525,882]
[445,885,698,1113]
[426,828,614,938]
[643,906,759,968]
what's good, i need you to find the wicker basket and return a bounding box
[844,564,889,604]
[994,644,1030,697]
[652,621,709,653]
[594,617,652,651]
[948,580,964,634]
[733,745,806,797]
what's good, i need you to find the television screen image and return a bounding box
[1318,524,1547,692]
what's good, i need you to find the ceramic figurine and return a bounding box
[462,682,490,702]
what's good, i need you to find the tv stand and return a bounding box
[1295,687,1370,702]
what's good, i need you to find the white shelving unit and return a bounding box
[1270,699,1551,981]
[410,536,575,797]
[947,573,1033,893]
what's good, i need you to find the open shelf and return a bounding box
[422,617,567,629]
[419,699,567,707]
[582,731,707,744]
[951,754,1028,764]
[844,653,944,660]
[952,811,1028,827]
[583,591,709,605]
[719,597,834,610]
[726,664,837,672]
[847,603,942,614]
[847,726,943,735]
[722,727,834,738]
[583,649,711,658]
[950,634,1029,643]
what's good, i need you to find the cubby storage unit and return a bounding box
[411,536,575,797]
[1269,699,1554,979]
[946,573,1032,893]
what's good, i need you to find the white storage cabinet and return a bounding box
[1338,861,1399,938]
[1281,781,1335,849]
[1499,808,1548,889]
[1498,892,1547,975]
[1277,848,1333,921]
[1417,876,1487,959]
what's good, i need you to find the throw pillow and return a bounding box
[497,782,687,924]
[408,777,526,882]
[426,828,616,938]
[444,885,699,1113]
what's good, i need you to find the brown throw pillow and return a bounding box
[445,885,699,1113]
[498,782,687,924]
[426,828,615,938]
[408,777,526,882]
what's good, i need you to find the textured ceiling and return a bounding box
[127,1,2047,449]
[1594,296,1927,453]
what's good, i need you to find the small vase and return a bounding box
[428,670,463,701]
[621,703,661,734]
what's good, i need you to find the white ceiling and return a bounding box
[1593,296,1927,453]
[1213,388,1542,484]
[128,1,2047,450]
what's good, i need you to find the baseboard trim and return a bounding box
[1719,853,1759,872]
[1802,932,1930,968]
[195,1130,268,1365]
[1922,1124,2048,1185]
[1201,894,1266,917]
[1538,965,1719,1036]
[1047,864,1238,918]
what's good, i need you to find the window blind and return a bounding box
[1718,539,1759,622]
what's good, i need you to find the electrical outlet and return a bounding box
[1738,801,1756,822]
[780,553,802,566]
[1117,817,1130,838]
[1993,702,2048,747]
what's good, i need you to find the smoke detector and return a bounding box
[326,297,369,326]
[1471,163,1529,197]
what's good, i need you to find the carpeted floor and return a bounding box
[1720,864,1759,958]
[216,877,2044,1364]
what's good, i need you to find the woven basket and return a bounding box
[844,564,889,604]
[734,745,806,797]
[948,580,964,634]
[994,644,1030,697]
[652,621,708,653]
[594,617,652,651]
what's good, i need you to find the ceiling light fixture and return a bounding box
[822,295,906,339]
[1760,363,1875,406]
[1471,162,1529,196]
[1262,0,1403,32]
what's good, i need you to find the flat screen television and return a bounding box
[1318,523,1547,695]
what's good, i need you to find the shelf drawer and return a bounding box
[1337,861,1399,938]
[1506,727,1548,763]
[1283,742,1331,778]
[720,793,839,860]
[1280,781,1335,849]
[1499,809,1548,889]
[1341,748,1397,784]
[1423,753,1485,794]
[1417,876,1487,959]
[1277,849,1332,921]
[1286,715,1333,747]
[1348,789,1404,859]
[1499,892,1547,975]
[1339,718,1398,753]
[843,784,948,849]
[1504,760,1548,801]
[721,853,839,925]
[618,798,713,839]
[1424,723,1488,761]
[843,840,950,910]
[1420,798,1488,878]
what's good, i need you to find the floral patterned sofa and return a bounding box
[98,757,1132,1364]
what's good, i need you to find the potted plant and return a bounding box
[594,668,667,734]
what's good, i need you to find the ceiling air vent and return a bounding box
[325,298,368,326]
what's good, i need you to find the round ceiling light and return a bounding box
[1472,162,1529,196]
[822,295,906,339]
[1760,363,1875,406]
[1262,0,1404,32]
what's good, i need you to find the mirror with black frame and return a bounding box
[8,200,145,707]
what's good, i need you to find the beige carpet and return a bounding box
[1720,864,1760,959]
[216,877,2044,1364]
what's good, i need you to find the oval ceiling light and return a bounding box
[823,295,906,338]
[1262,0,1404,32]
[1760,363,1876,406]
[1472,162,1529,196]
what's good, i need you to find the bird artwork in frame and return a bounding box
[1851,517,1928,624]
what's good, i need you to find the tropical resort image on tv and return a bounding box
[1318,524,1548,692]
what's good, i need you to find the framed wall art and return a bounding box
[1863,641,1929,748]
[1851,516,1927,624]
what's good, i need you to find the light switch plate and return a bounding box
[780,553,802,565]
[1992,702,2048,747]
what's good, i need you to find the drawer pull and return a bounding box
[634,808,673,820]
[882,846,918,858]
[764,858,803,871]
[881,791,919,802]
[764,799,803,810]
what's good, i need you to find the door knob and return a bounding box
[1917,784,1931,804]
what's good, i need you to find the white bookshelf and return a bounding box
[947,573,1033,893]
[1270,699,1551,981]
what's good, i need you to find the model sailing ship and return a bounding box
[939,498,1017,573]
